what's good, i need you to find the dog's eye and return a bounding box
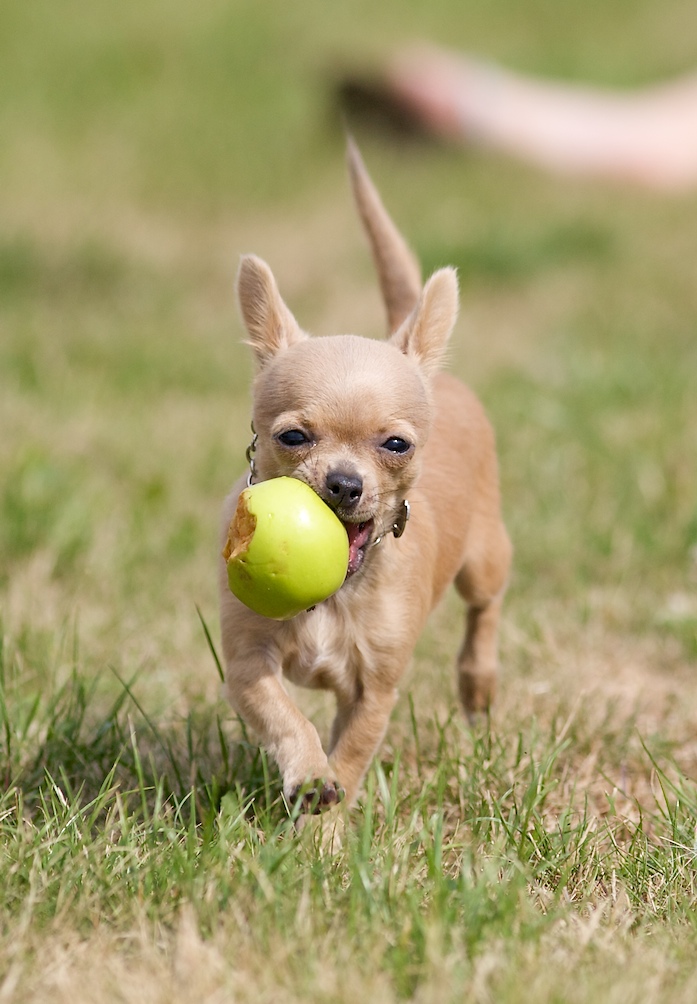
[382,437,411,455]
[277,429,310,447]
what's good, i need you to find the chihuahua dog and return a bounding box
[219,141,511,814]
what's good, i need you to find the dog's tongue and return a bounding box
[345,521,372,576]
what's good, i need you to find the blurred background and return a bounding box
[1,0,696,737]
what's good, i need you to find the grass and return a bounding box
[2,631,697,1002]
[2,0,697,999]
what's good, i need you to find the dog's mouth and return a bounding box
[342,519,374,577]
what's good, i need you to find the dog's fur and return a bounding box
[219,141,512,813]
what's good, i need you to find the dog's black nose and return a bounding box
[325,470,363,511]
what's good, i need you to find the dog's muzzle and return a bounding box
[243,421,410,572]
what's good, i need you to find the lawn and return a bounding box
[1,0,697,1000]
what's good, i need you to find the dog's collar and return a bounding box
[246,423,258,486]
[244,421,410,543]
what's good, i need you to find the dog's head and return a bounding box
[237,255,458,577]
[236,144,458,579]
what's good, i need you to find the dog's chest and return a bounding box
[280,604,368,695]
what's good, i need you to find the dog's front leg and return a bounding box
[226,664,344,813]
[327,682,399,805]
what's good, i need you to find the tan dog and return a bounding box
[219,141,511,814]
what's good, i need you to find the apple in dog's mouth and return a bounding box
[223,477,350,620]
[343,519,375,577]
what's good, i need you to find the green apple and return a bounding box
[223,477,350,620]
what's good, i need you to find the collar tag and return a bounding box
[245,422,258,486]
[392,499,410,538]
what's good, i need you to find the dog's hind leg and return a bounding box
[454,518,512,719]
[455,592,505,717]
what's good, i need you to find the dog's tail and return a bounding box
[346,137,422,334]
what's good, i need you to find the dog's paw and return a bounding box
[287,779,345,815]
[465,707,491,731]
[458,665,497,719]
[295,807,346,851]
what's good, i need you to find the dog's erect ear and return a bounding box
[390,267,459,378]
[237,254,307,369]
